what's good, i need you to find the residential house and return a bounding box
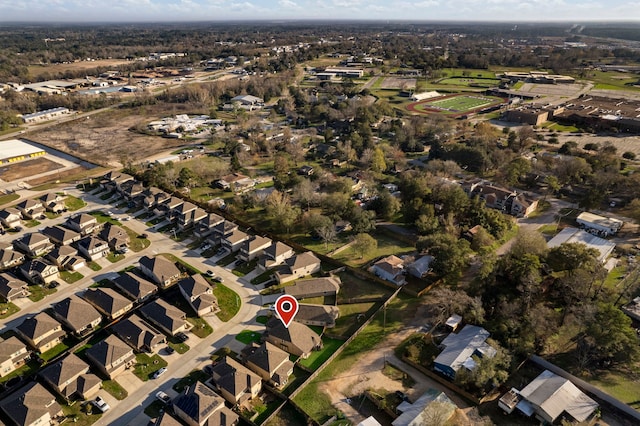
[179,207,207,231]
[258,241,295,270]
[500,370,598,424]
[231,94,264,107]
[173,201,197,227]
[46,246,85,271]
[264,317,322,358]
[0,243,25,270]
[99,223,130,251]
[142,187,170,210]
[153,412,183,426]
[13,233,55,258]
[178,274,219,317]
[140,298,190,336]
[41,225,81,246]
[156,196,184,217]
[0,382,63,426]
[66,213,99,235]
[214,173,255,192]
[222,228,250,253]
[0,272,29,302]
[111,314,166,353]
[407,255,434,279]
[462,181,538,218]
[238,235,272,262]
[433,325,497,380]
[392,389,457,426]
[112,271,158,303]
[77,235,110,261]
[15,199,45,220]
[298,165,314,176]
[40,193,66,214]
[102,171,134,193]
[370,255,406,286]
[193,213,224,238]
[208,220,238,246]
[274,252,321,284]
[296,304,340,328]
[139,255,182,288]
[39,353,101,401]
[120,180,145,200]
[52,295,102,337]
[284,276,341,299]
[0,207,22,229]
[19,259,59,284]
[16,311,66,353]
[85,334,136,379]
[241,341,294,388]
[209,357,262,406]
[173,382,239,426]
[0,336,30,378]
[82,287,134,320]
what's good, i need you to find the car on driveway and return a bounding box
[92,396,110,413]
[152,367,167,379]
[165,346,175,355]
[176,332,189,342]
[205,270,215,278]
[156,391,171,404]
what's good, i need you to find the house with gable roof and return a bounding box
[173,382,239,426]
[274,251,321,284]
[370,255,406,286]
[82,287,134,320]
[0,336,30,378]
[19,258,59,284]
[85,334,135,379]
[39,353,101,401]
[139,255,182,288]
[111,314,166,353]
[0,382,63,426]
[112,271,158,303]
[0,242,25,270]
[264,317,322,358]
[433,324,496,380]
[0,207,22,229]
[16,311,66,353]
[52,295,102,337]
[0,272,29,302]
[140,298,190,336]
[241,341,294,388]
[209,356,262,406]
[66,213,99,235]
[178,274,219,317]
[238,235,272,262]
[13,233,54,258]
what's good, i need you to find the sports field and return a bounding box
[406,93,505,117]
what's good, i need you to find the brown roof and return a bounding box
[173,382,227,425]
[39,353,89,389]
[285,251,320,271]
[242,341,293,380]
[86,334,134,371]
[265,317,321,355]
[140,298,188,335]
[373,255,404,276]
[52,295,102,331]
[111,314,165,352]
[112,271,158,301]
[16,311,65,343]
[82,287,133,317]
[284,276,341,298]
[0,382,61,426]
[210,357,261,401]
[0,336,28,364]
[139,255,181,283]
[296,304,340,326]
[265,241,293,259]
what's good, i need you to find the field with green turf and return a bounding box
[407,93,503,117]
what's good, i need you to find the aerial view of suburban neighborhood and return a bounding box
[4,4,640,426]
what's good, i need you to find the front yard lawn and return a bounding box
[41,341,71,361]
[133,353,168,381]
[186,316,213,338]
[235,329,262,345]
[65,195,87,211]
[106,252,124,263]
[173,369,209,393]
[232,259,258,277]
[213,282,241,322]
[144,400,166,418]
[102,379,128,400]
[24,219,41,228]
[60,271,84,283]
[88,261,102,271]
[0,302,19,319]
[61,401,102,426]
[216,252,238,267]
[28,284,56,302]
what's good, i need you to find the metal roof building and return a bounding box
[547,227,615,263]
[0,139,46,164]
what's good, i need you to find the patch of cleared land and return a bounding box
[0,157,65,181]
[28,59,131,78]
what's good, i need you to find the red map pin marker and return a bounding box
[274,294,299,328]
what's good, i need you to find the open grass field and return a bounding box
[28,59,130,78]
[437,77,501,87]
[411,94,497,113]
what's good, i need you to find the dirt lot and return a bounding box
[0,157,64,181]
[28,59,130,78]
[381,77,416,90]
[30,105,197,167]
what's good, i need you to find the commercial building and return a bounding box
[0,139,46,164]
[21,107,70,123]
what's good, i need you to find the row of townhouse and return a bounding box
[0,192,67,231]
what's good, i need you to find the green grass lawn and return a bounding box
[61,401,103,426]
[45,212,61,220]
[102,379,128,400]
[60,271,84,283]
[604,265,628,289]
[256,315,269,324]
[213,282,241,322]
[216,252,238,267]
[0,302,20,319]
[41,341,70,361]
[128,231,150,252]
[88,261,102,271]
[133,353,168,381]
[187,316,214,338]
[293,292,421,423]
[106,252,124,263]
[144,400,166,418]
[0,360,39,384]
[0,193,19,206]
[24,219,41,228]
[332,303,378,337]
[233,259,258,276]
[590,370,640,405]
[251,269,274,285]
[28,284,56,302]
[337,271,394,302]
[173,369,210,393]
[65,196,87,211]
[298,337,344,371]
[235,329,262,345]
[334,233,415,267]
[167,340,190,354]
[537,224,559,236]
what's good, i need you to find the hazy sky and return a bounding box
[1,0,639,22]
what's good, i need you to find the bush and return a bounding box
[623,151,636,160]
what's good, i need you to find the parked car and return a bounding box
[48,281,60,289]
[165,346,175,355]
[92,396,111,413]
[212,276,223,283]
[205,270,215,278]
[176,332,189,342]
[156,391,171,404]
[152,367,168,379]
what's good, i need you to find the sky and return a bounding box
[1,0,639,23]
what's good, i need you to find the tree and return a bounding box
[623,151,636,160]
[351,233,377,259]
[509,228,548,258]
[581,303,640,366]
[503,157,531,186]
[265,190,299,234]
[418,233,471,279]
[626,198,640,224]
[547,243,599,275]
[370,147,387,173]
[456,340,512,390]
[368,190,401,221]
[315,219,336,250]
